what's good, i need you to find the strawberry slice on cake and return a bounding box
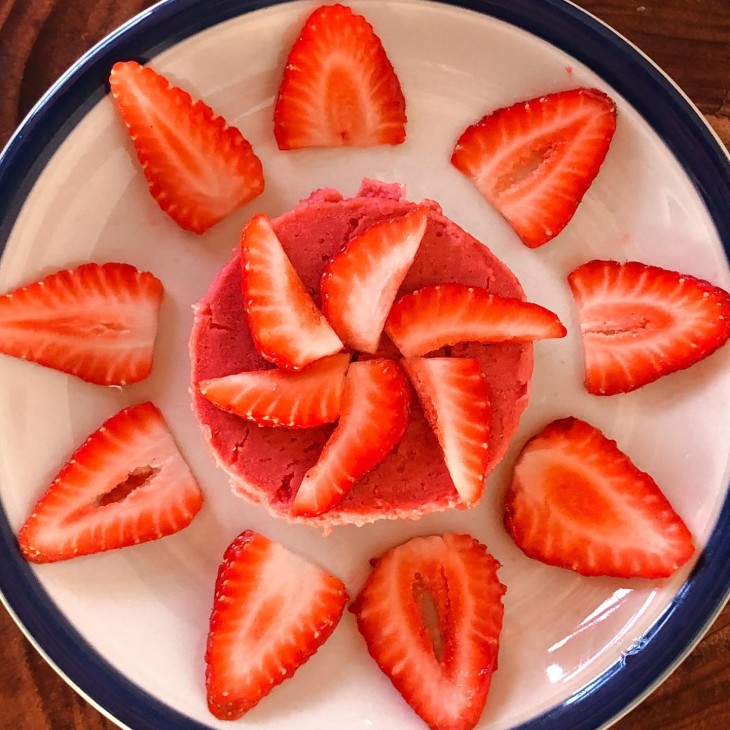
[386,283,566,357]
[274,4,406,149]
[568,260,730,395]
[291,359,411,517]
[504,417,695,578]
[0,262,163,385]
[199,353,351,428]
[452,88,617,248]
[403,358,491,507]
[18,402,203,563]
[110,61,264,234]
[351,533,506,730]
[321,207,428,353]
[206,530,348,719]
[241,213,344,370]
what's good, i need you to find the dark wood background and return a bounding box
[0,0,728,728]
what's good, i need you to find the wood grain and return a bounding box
[0,1,727,729]
[578,0,730,147]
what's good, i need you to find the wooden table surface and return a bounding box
[0,0,728,728]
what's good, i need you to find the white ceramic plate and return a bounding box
[0,1,729,729]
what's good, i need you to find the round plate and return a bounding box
[1,1,729,729]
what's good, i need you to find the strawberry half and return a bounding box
[291,359,410,516]
[274,3,406,149]
[199,353,351,428]
[206,530,348,720]
[403,358,490,507]
[0,262,163,386]
[385,283,566,357]
[351,533,505,730]
[109,60,264,234]
[321,207,428,353]
[241,214,343,370]
[451,88,617,248]
[504,417,695,578]
[18,402,203,563]
[569,260,730,395]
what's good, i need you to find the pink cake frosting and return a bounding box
[189,180,533,529]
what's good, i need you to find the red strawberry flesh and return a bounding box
[274,4,406,149]
[568,260,730,394]
[199,353,351,428]
[18,402,203,563]
[504,417,695,578]
[451,88,617,247]
[321,207,428,353]
[109,60,264,234]
[351,533,505,730]
[386,283,566,357]
[206,530,348,719]
[0,262,163,385]
[291,359,411,516]
[241,213,343,370]
[403,358,490,506]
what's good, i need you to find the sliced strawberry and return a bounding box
[291,359,410,516]
[403,358,490,507]
[0,263,163,385]
[206,530,348,719]
[504,417,695,578]
[321,208,428,353]
[199,353,351,428]
[569,260,730,395]
[274,4,406,149]
[109,60,264,234]
[241,214,343,370]
[18,402,203,563]
[385,283,566,357]
[351,533,505,730]
[451,88,617,248]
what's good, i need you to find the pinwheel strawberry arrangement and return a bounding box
[1,4,728,729]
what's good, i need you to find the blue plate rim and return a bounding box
[0,1,728,729]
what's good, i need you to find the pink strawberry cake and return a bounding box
[189,180,533,529]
